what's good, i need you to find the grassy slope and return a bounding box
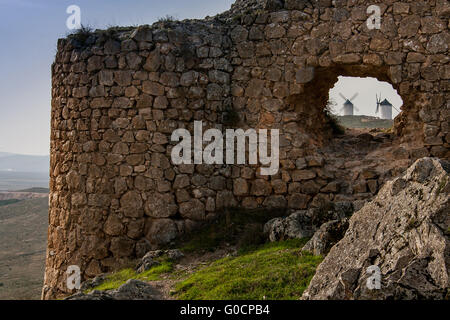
[175,240,322,300]
[88,209,323,300]
[0,197,48,300]
[90,239,323,300]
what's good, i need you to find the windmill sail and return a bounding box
[376,94,381,114]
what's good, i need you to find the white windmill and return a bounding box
[339,92,359,116]
[376,94,397,120]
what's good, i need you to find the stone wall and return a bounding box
[43,0,450,299]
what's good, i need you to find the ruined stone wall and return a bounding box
[43,0,450,299]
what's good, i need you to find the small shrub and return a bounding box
[322,99,344,135]
[158,15,176,22]
[324,113,345,136]
[157,15,177,26]
[70,24,93,45]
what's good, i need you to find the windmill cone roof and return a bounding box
[380,99,392,106]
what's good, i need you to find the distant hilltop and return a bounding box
[337,115,393,129]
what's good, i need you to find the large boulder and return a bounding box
[111,279,162,300]
[264,202,353,242]
[136,254,160,274]
[136,249,184,273]
[302,219,349,256]
[264,211,315,241]
[302,158,450,300]
[67,279,162,300]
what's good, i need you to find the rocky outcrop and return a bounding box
[264,202,353,242]
[302,158,450,300]
[302,219,349,256]
[67,279,162,300]
[80,274,107,292]
[70,248,183,299]
[136,249,184,273]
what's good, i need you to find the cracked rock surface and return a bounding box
[302,158,450,300]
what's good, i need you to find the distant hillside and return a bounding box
[15,188,49,194]
[0,152,12,158]
[0,153,49,173]
[0,171,49,192]
[0,197,48,300]
[0,191,49,202]
[336,115,393,129]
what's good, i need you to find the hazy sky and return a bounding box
[0,0,402,156]
[0,0,234,156]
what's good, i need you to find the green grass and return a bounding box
[89,261,173,292]
[174,239,322,300]
[86,240,323,300]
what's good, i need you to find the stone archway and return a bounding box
[286,64,400,143]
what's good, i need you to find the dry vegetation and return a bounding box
[0,197,48,300]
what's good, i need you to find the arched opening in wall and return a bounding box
[287,65,412,203]
[288,65,408,145]
[328,76,403,132]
